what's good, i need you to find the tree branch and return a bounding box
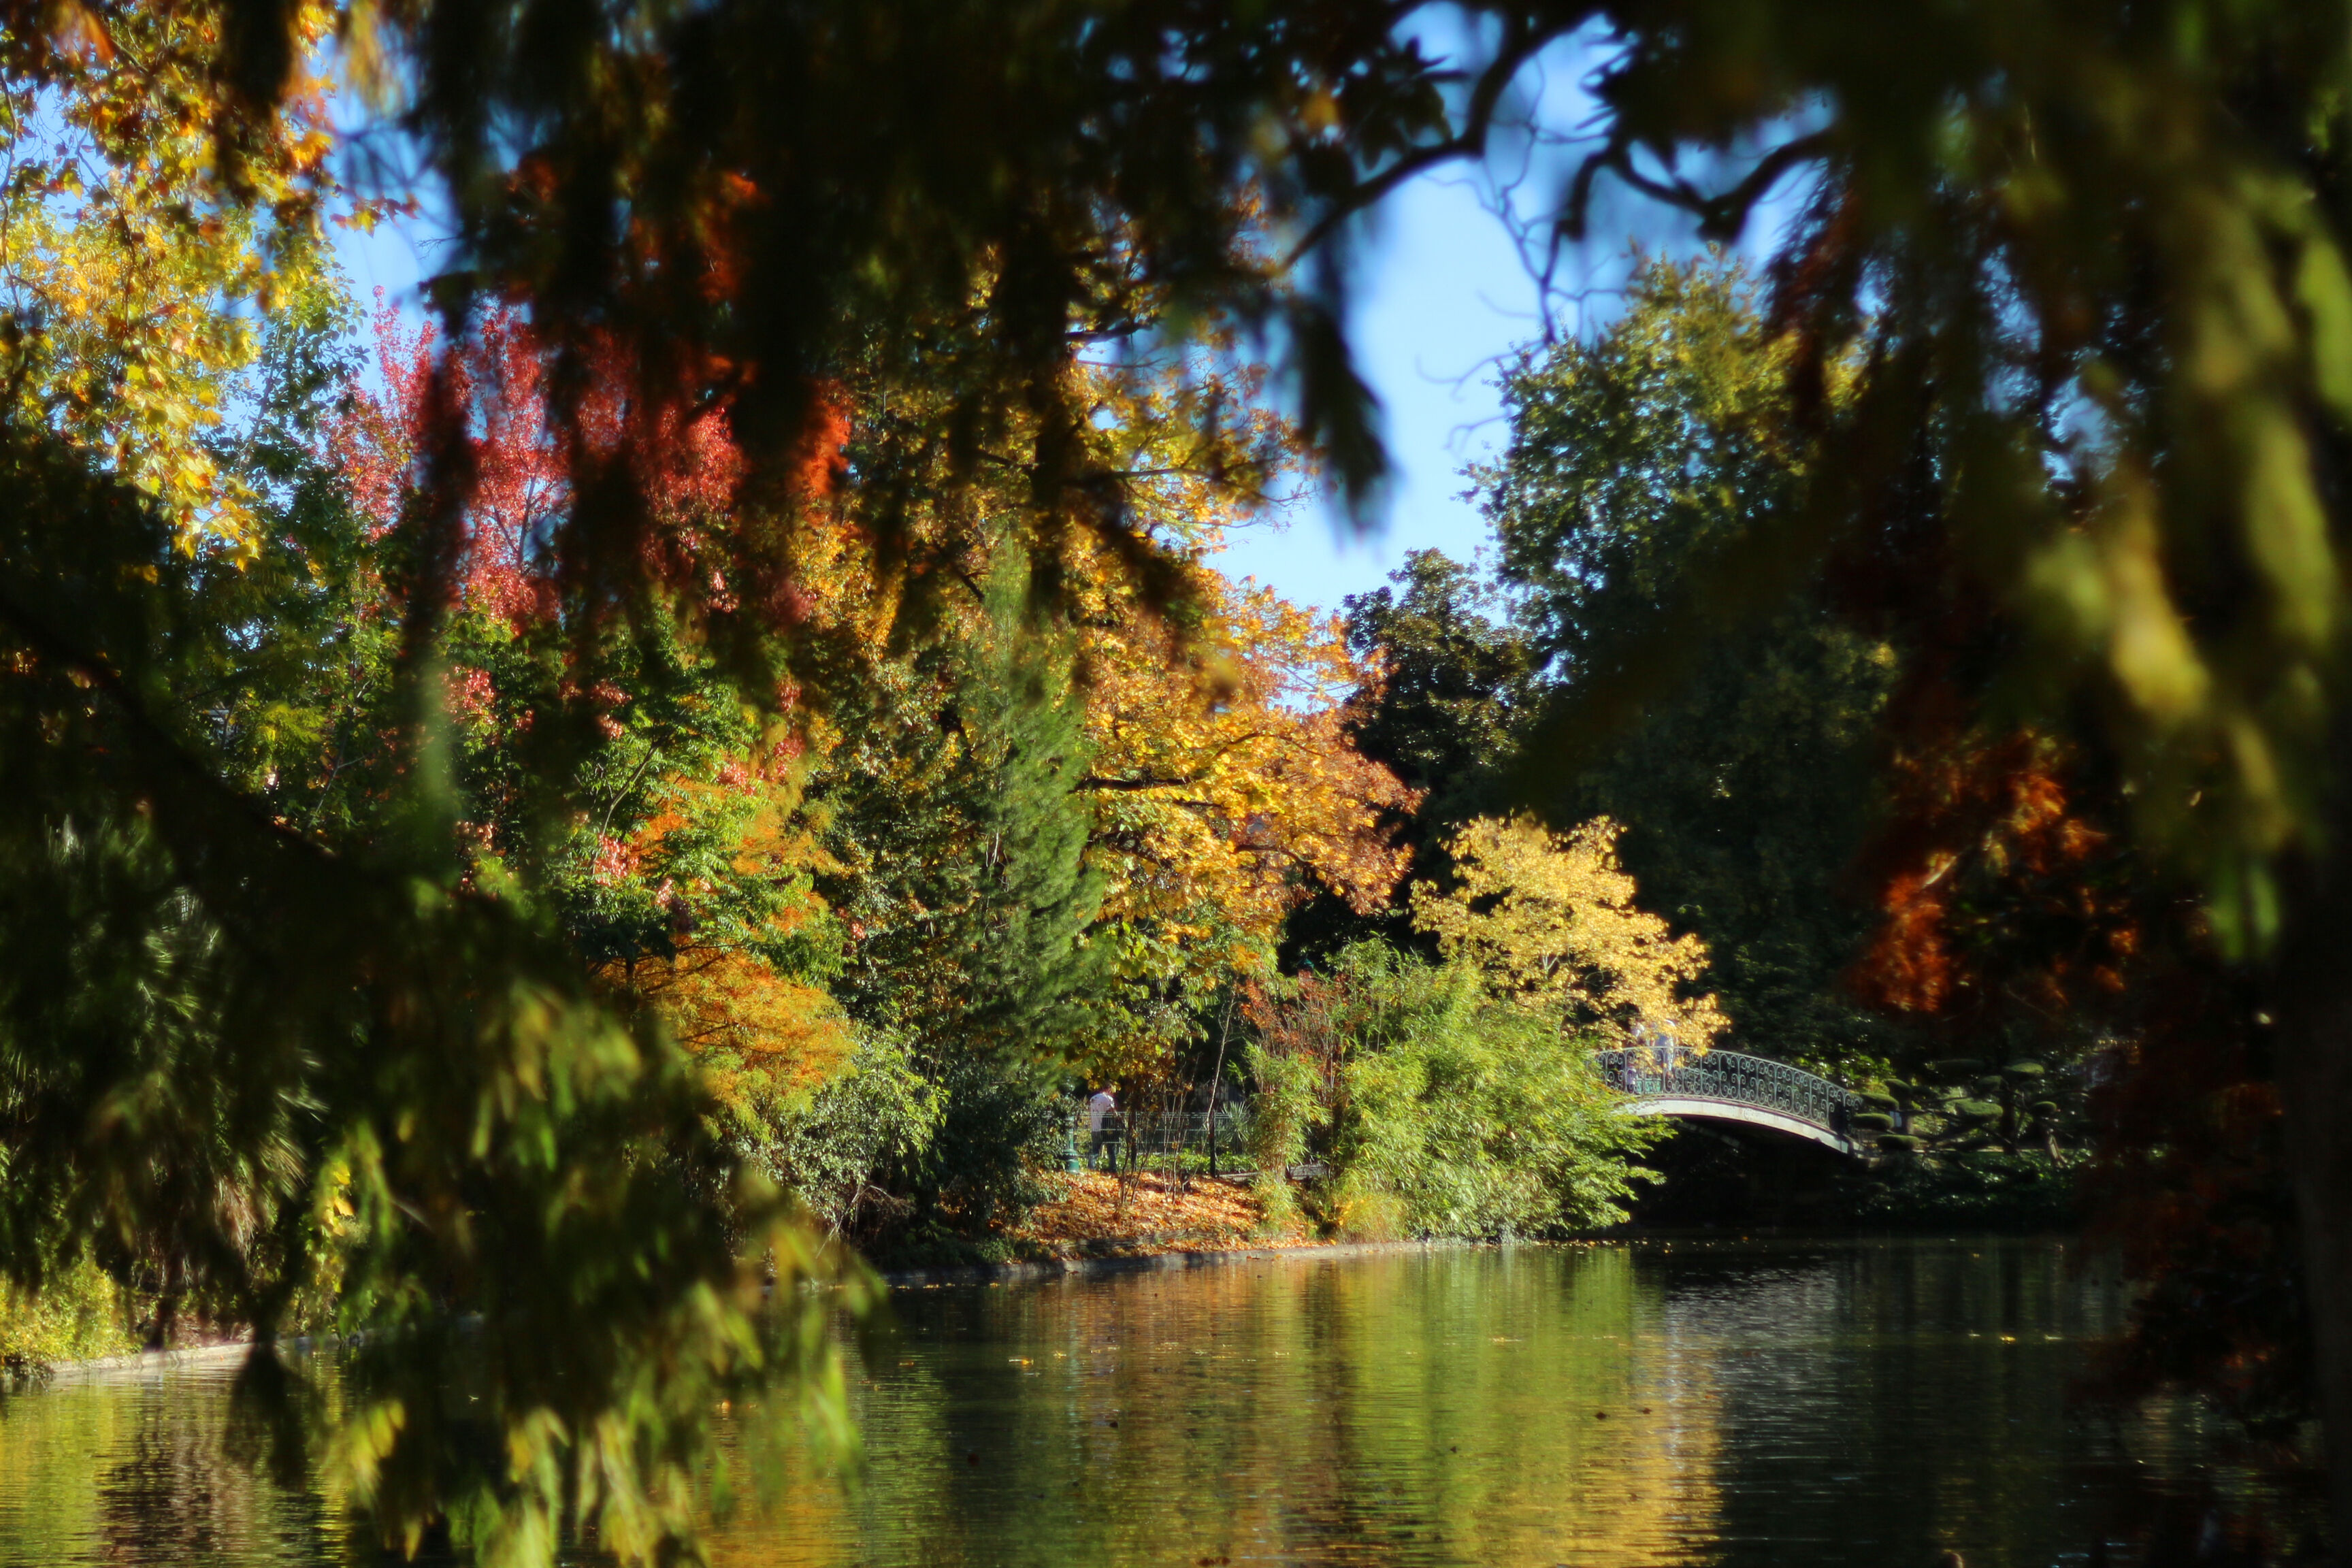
[1284,14,1575,270]
[1567,130,1834,242]
[1078,771,1205,792]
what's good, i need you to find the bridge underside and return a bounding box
[1622,1096,1856,1157]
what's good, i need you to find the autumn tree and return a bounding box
[0,54,860,1550]
[1074,565,1417,1073]
[1840,698,2311,1433]
[0,0,343,551]
[1463,20,2352,1530]
[1267,548,1541,967]
[787,361,1414,1215]
[321,293,858,1147]
[785,338,1411,1079]
[1411,815,1728,1050]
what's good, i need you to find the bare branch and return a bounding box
[1566,129,1833,242]
[1284,14,1576,270]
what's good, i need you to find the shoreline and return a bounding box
[879,1235,1481,1290]
[5,1245,1465,1382]
[875,1224,2088,1291]
[5,1334,273,1388]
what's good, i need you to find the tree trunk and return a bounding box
[2274,956,2352,1552]
[2269,766,2352,1552]
[1205,993,1235,1181]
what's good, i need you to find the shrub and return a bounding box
[1243,1047,1320,1177]
[0,1254,140,1372]
[760,1029,943,1242]
[1245,944,1663,1239]
[1835,1150,2078,1230]
[900,1049,1065,1235]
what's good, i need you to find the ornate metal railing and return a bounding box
[1065,1104,1254,1170]
[1594,1047,1863,1136]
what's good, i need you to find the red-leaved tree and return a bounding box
[330,290,754,627]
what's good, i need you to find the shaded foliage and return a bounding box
[0,418,860,1565]
[1342,549,1535,835]
[1479,262,1894,1072]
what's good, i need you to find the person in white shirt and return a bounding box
[1085,1088,1117,1172]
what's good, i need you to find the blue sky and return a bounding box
[1205,18,1806,616]
[1215,161,1635,618]
[1213,169,1544,615]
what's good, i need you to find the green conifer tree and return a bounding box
[807,568,1106,1237]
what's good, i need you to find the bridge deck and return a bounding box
[1596,1048,1865,1158]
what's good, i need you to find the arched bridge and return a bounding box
[1596,1048,1865,1157]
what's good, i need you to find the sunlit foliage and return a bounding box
[1241,945,1659,1239]
[0,0,340,551]
[1413,815,1727,1051]
[1077,567,1417,1071]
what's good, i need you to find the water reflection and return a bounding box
[0,1239,2318,1567]
[787,1247,1722,1568]
[0,1358,355,1567]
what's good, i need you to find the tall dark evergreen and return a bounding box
[1281,551,1535,965]
[1342,549,1535,832]
[813,607,1104,1055]
[803,581,1106,1235]
[949,625,1109,1052]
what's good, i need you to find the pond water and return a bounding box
[0,1237,2319,1567]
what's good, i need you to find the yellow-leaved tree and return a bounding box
[0,1,342,553]
[1048,365,1418,1075]
[1079,570,1416,1013]
[1412,815,1727,1051]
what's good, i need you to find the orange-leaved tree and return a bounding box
[1847,715,2307,1438]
